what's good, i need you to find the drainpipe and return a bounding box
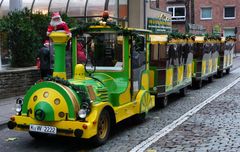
[49,32,71,80]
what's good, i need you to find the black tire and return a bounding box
[193,80,202,89]
[92,109,111,146]
[157,96,168,108]
[226,68,230,74]
[217,70,223,78]
[208,76,213,83]
[29,131,48,139]
[179,87,186,97]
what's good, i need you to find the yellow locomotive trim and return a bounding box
[49,32,71,43]
[53,72,67,80]
[119,84,131,105]
[28,88,69,121]
[141,72,150,90]
[149,70,155,88]
[13,115,97,138]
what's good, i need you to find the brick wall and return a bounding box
[158,0,186,33]
[194,0,240,52]
[0,67,40,99]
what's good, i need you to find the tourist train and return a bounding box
[7,20,235,146]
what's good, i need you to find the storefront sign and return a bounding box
[188,23,206,34]
[147,14,172,33]
[212,25,221,36]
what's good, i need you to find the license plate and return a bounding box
[29,124,57,134]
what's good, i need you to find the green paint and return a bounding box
[22,81,76,120]
[53,43,67,73]
[72,37,77,76]
[34,101,54,121]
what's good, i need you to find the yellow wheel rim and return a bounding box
[98,112,109,139]
[141,91,151,113]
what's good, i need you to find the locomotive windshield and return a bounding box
[78,32,123,71]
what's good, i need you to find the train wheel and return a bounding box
[179,87,186,97]
[158,96,168,108]
[208,76,213,83]
[92,109,110,146]
[226,68,230,74]
[29,131,47,139]
[217,71,223,78]
[193,80,202,89]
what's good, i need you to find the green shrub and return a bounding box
[0,8,49,67]
[0,9,79,67]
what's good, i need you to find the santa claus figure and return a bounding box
[47,12,71,37]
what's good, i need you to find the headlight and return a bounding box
[15,98,23,114]
[15,104,22,113]
[78,109,87,119]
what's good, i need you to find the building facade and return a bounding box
[151,0,188,33]
[194,0,239,51]
[154,0,239,52]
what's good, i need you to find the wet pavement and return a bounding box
[145,80,240,152]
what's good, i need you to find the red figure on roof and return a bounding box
[47,12,71,37]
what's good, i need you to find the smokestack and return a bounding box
[49,32,71,80]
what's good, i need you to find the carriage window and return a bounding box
[132,36,146,69]
[150,44,159,61]
[159,44,167,59]
[84,33,123,71]
[150,44,167,61]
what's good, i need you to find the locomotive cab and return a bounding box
[8,23,155,145]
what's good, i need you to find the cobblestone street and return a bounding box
[146,79,240,152]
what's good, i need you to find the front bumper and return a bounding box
[8,115,98,139]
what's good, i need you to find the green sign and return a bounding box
[147,17,172,33]
[213,25,221,36]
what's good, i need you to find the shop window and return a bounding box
[201,7,212,20]
[224,6,235,19]
[167,6,185,22]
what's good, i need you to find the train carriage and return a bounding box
[217,36,236,77]
[149,34,193,107]
[8,23,155,145]
[7,17,236,146]
[192,36,220,89]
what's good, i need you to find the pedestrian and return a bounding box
[47,12,71,37]
[37,40,52,79]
